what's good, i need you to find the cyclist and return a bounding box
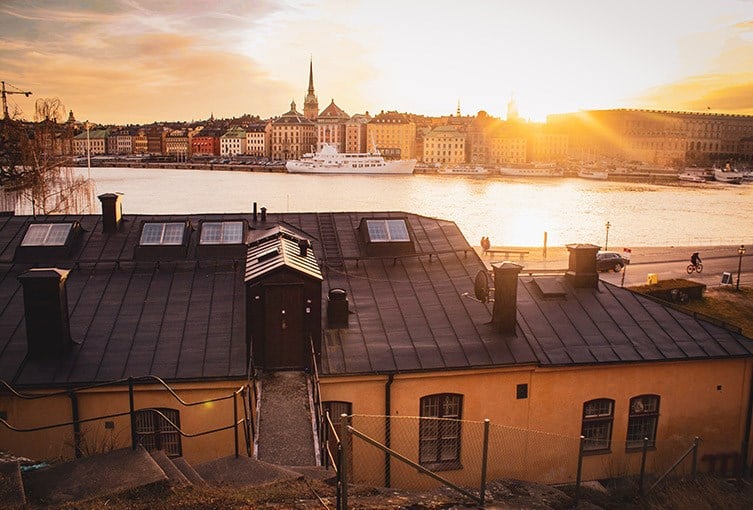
[690,252,702,268]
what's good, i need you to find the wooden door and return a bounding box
[264,284,304,369]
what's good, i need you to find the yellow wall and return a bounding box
[0,379,251,464]
[321,358,753,487]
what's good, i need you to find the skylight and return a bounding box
[21,223,73,246]
[365,219,410,242]
[200,221,244,245]
[140,222,186,245]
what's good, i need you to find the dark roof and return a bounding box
[0,209,751,388]
[319,100,349,120]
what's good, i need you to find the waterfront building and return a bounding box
[303,58,319,122]
[344,113,371,153]
[220,126,247,156]
[165,128,194,159]
[191,127,222,157]
[245,122,271,158]
[107,129,133,155]
[423,125,466,164]
[489,134,527,164]
[73,128,107,156]
[132,128,148,154]
[271,101,317,160]
[529,130,569,163]
[548,109,753,166]
[366,110,417,160]
[146,126,166,155]
[316,100,349,152]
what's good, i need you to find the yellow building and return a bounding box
[423,125,466,164]
[271,101,317,160]
[366,111,417,160]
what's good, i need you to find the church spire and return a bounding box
[303,56,319,121]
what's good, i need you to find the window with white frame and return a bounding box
[139,222,186,245]
[199,221,244,244]
[581,398,614,453]
[419,393,462,470]
[626,395,660,449]
[21,223,74,246]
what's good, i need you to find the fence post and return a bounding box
[639,437,649,496]
[340,413,349,510]
[575,435,585,505]
[233,390,239,458]
[480,418,490,507]
[128,377,137,450]
[336,442,343,510]
[691,436,699,479]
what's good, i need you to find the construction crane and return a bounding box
[1,81,32,120]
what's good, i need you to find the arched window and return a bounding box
[419,393,462,470]
[626,395,660,449]
[135,408,182,457]
[581,399,614,453]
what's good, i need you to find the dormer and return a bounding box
[14,221,83,263]
[358,217,415,257]
[196,219,247,260]
[133,220,191,261]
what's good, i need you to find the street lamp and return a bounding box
[605,221,611,250]
[84,120,92,179]
[737,245,746,291]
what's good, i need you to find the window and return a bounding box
[135,408,182,457]
[200,221,244,244]
[366,219,410,242]
[140,222,185,245]
[581,399,614,453]
[419,393,462,470]
[21,223,73,246]
[626,395,660,449]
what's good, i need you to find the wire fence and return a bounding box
[342,415,720,495]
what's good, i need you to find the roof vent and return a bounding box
[327,288,349,328]
[17,268,74,359]
[98,193,123,233]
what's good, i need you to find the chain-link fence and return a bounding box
[337,414,712,497]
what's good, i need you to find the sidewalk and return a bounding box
[476,245,742,271]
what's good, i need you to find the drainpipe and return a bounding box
[741,362,753,477]
[385,373,394,488]
[68,389,82,458]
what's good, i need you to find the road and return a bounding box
[599,253,752,288]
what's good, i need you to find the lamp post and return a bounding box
[737,245,746,291]
[84,120,91,179]
[605,221,611,250]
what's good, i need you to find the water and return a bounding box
[76,167,753,248]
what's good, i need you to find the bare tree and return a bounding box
[0,98,95,215]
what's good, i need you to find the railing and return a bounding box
[0,375,252,459]
[309,335,325,466]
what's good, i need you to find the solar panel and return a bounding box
[365,219,410,242]
[200,221,243,244]
[139,222,185,245]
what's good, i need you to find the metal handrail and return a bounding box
[0,410,130,433]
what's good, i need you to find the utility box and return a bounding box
[722,272,733,285]
[647,273,659,285]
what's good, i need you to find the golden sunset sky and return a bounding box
[2,0,753,124]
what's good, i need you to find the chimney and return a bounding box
[260,207,267,222]
[491,261,522,335]
[565,243,600,288]
[327,288,349,328]
[98,193,123,233]
[17,268,73,359]
[253,202,258,223]
[298,238,310,257]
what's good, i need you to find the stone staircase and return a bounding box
[0,371,332,506]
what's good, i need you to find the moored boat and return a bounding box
[286,143,416,174]
[714,164,745,184]
[577,168,609,180]
[678,171,707,183]
[437,165,489,175]
[498,162,562,177]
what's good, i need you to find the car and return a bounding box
[596,251,625,272]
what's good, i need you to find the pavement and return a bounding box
[477,244,743,271]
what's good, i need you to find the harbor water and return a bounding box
[71,167,753,249]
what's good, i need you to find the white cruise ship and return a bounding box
[286,144,416,174]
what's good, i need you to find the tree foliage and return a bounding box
[0,98,94,214]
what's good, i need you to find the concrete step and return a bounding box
[172,456,208,487]
[149,450,191,487]
[257,370,317,466]
[283,464,336,483]
[0,461,26,508]
[22,446,167,505]
[195,455,303,487]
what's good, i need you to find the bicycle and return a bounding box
[686,262,703,274]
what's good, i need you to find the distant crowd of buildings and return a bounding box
[14,61,753,168]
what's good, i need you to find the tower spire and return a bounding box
[304,56,319,121]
